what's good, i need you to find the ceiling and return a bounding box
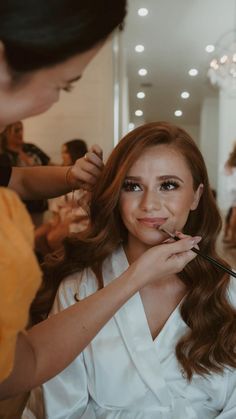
[123,0,236,127]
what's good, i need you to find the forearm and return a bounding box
[8,146,103,200]
[0,266,138,399]
[8,166,73,200]
[0,237,198,399]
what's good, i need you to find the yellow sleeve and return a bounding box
[0,188,42,382]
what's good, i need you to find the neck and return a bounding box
[123,240,186,292]
[123,241,150,265]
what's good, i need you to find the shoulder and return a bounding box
[23,143,50,164]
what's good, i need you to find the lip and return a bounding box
[137,217,167,228]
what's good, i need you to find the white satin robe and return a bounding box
[24,245,236,419]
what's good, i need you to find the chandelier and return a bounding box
[208,30,236,90]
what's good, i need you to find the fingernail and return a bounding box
[193,236,202,244]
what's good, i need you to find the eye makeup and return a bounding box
[122,180,141,192]
[160,180,180,191]
[122,178,180,192]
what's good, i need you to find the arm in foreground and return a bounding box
[0,236,198,399]
[8,145,103,200]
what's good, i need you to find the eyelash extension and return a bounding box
[62,84,74,93]
[161,180,180,190]
[122,180,140,191]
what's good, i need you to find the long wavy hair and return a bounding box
[31,121,236,380]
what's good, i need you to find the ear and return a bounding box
[190,183,204,211]
[0,41,12,87]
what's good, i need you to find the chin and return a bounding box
[142,236,166,247]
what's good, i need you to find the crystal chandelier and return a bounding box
[208,30,236,90]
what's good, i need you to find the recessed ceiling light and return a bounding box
[220,55,228,64]
[181,91,190,99]
[188,68,198,76]
[205,44,215,53]
[128,122,135,131]
[175,110,183,117]
[138,8,148,16]
[135,44,145,53]
[137,91,146,99]
[135,110,143,117]
[138,68,147,76]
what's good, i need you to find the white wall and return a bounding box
[113,30,130,144]
[199,97,219,191]
[218,89,236,209]
[180,124,200,145]
[23,39,115,164]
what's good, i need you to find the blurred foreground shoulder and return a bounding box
[0,188,42,382]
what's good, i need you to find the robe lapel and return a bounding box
[103,246,198,418]
[103,246,172,407]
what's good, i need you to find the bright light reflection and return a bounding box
[188,68,198,76]
[138,8,148,16]
[205,45,215,53]
[135,44,145,53]
[181,91,190,99]
[138,68,147,76]
[175,110,183,117]
[137,91,146,99]
[135,110,143,117]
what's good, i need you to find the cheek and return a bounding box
[22,82,60,111]
[170,191,196,225]
[119,195,137,221]
[166,189,196,212]
[33,89,59,108]
[62,153,68,163]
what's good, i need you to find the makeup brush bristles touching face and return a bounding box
[159,225,236,279]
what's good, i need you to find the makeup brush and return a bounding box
[160,227,236,279]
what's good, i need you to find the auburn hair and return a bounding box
[31,121,236,380]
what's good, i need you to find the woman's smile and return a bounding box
[137,217,168,228]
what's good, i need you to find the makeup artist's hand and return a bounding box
[69,144,104,191]
[131,235,202,287]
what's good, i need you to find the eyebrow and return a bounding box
[125,175,184,183]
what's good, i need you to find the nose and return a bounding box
[140,190,161,212]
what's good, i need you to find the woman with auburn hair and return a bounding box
[26,121,236,418]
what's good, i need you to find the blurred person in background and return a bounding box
[0,121,50,227]
[36,139,90,256]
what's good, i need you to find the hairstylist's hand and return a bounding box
[69,144,104,191]
[130,235,202,288]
